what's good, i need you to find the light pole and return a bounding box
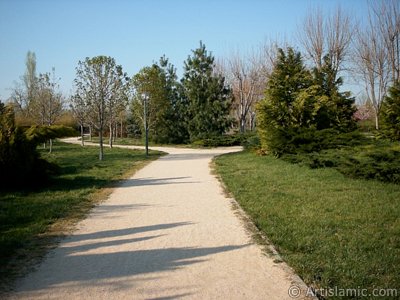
[142,93,149,157]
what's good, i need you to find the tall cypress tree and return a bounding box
[182,42,233,141]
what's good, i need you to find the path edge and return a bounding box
[210,154,317,300]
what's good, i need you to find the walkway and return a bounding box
[9,139,309,299]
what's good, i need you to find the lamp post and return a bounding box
[142,93,149,157]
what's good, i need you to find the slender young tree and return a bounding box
[30,69,63,152]
[371,0,400,84]
[70,94,87,146]
[223,49,266,132]
[10,51,38,123]
[74,56,126,160]
[107,69,129,148]
[31,69,63,126]
[354,5,390,130]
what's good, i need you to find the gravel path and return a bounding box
[9,139,310,299]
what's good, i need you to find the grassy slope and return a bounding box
[0,142,162,288]
[215,151,400,298]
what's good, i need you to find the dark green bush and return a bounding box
[194,133,243,147]
[267,128,367,157]
[337,148,400,184]
[282,140,400,184]
[193,132,260,148]
[25,125,77,144]
[0,104,63,189]
[241,132,261,150]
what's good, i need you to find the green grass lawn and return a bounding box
[0,141,162,288]
[214,151,400,299]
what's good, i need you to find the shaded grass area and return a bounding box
[0,141,162,289]
[214,151,400,299]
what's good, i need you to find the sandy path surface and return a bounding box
[8,139,310,300]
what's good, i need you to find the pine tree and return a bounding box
[381,81,400,141]
[257,48,357,156]
[182,42,233,141]
[257,48,312,154]
[312,55,356,131]
[158,56,189,144]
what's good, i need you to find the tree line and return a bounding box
[4,0,400,162]
[69,42,233,160]
[219,1,399,135]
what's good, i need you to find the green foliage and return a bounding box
[193,133,243,147]
[215,151,400,297]
[257,49,356,156]
[381,81,400,141]
[313,55,356,130]
[131,64,169,143]
[130,57,189,144]
[192,132,260,149]
[182,42,233,141]
[24,125,77,144]
[257,48,312,155]
[283,138,400,184]
[159,57,190,144]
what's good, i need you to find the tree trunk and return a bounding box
[80,124,85,146]
[89,126,92,141]
[99,130,104,160]
[250,112,256,131]
[99,101,104,161]
[109,124,113,148]
[240,117,246,133]
[375,113,380,130]
[49,139,53,153]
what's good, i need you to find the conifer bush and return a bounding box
[257,48,356,157]
[0,102,75,189]
[381,81,400,141]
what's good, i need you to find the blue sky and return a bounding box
[0,0,369,100]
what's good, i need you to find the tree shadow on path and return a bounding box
[15,221,250,296]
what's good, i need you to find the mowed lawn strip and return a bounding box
[0,142,162,288]
[214,151,400,297]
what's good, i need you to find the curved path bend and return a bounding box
[9,139,310,300]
